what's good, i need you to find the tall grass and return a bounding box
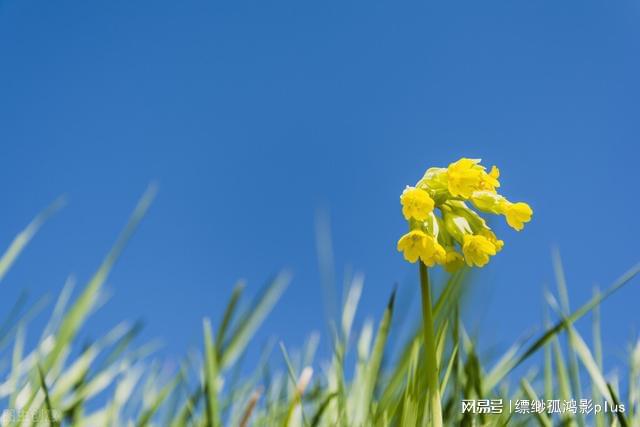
[0,189,638,426]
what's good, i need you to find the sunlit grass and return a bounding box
[0,189,638,426]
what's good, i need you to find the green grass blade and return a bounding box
[106,365,144,426]
[483,337,527,395]
[38,364,60,427]
[170,386,203,427]
[279,341,312,427]
[593,286,605,427]
[341,273,363,343]
[552,337,574,426]
[486,262,640,388]
[629,340,640,426]
[310,391,338,427]
[0,294,50,351]
[220,271,290,370]
[215,280,245,358]
[440,344,458,396]
[8,322,26,409]
[568,328,617,412]
[607,383,629,427]
[203,317,221,427]
[543,303,553,403]
[552,250,584,426]
[352,289,395,426]
[520,378,552,427]
[136,373,181,427]
[0,197,65,285]
[51,322,132,404]
[401,340,420,425]
[0,291,28,345]
[43,185,157,372]
[315,210,338,336]
[279,341,299,393]
[39,276,75,344]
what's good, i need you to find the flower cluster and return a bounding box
[397,158,532,270]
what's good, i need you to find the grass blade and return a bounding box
[0,197,65,284]
[38,364,60,427]
[352,289,396,426]
[215,281,245,359]
[220,272,290,370]
[203,318,222,427]
[43,185,157,372]
[521,378,552,427]
[485,262,640,389]
[552,249,584,426]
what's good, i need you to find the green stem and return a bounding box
[420,262,443,427]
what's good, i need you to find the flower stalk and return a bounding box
[419,262,443,427]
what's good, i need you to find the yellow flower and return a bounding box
[400,187,434,221]
[399,157,531,270]
[397,230,429,263]
[462,234,497,267]
[447,158,501,199]
[421,237,446,267]
[446,158,485,198]
[479,229,504,252]
[444,249,465,273]
[489,165,500,180]
[479,165,500,191]
[396,230,445,265]
[503,202,533,231]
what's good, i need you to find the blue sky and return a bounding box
[1,0,639,370]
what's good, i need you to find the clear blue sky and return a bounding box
[1,0,639,369]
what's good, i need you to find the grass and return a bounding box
[0,188,639,426]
